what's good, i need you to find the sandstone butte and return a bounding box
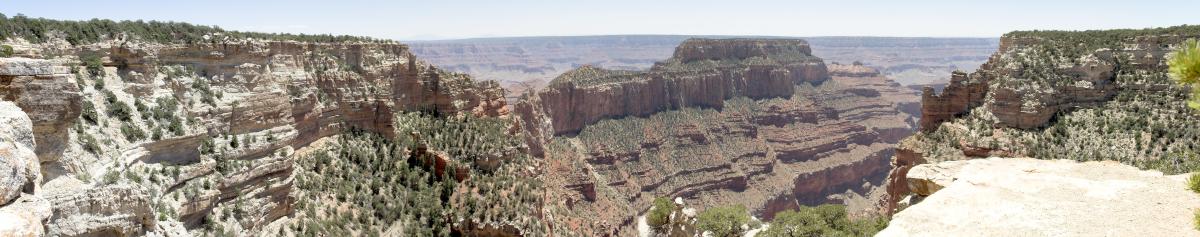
[514,38,922,235]
[880,157,1200,237]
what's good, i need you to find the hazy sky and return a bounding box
[3,0,1198,41]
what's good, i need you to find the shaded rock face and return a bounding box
[917,71,987,131]
[0,102,39,205]
[44,184,155,237]
[0,58,82,162]
[880,146,925,215]
[879,158,1200,236]
[517,38,920,235]
[529,38,830,135]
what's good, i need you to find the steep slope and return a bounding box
[0,16,528,236]
[515,38,921,235]
[881,26,1200,214]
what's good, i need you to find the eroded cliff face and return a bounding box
[881,28,1200,216]
[530,39,830,136]
[0,36,507,236]
[516,39,920,235]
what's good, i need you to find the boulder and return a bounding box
[0,195,52,237]
[0,101,39,205]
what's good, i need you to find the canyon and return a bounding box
[410,36,997,101]
[0,27,511,235]
[514,38,922,235]
[879,25,1200,233]
[5,11,1199,237]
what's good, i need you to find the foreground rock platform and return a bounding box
[880,157,1200,236]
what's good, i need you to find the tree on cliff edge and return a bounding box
[1168,38,1200,110]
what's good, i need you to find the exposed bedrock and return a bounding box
[0,58,82,163]
[527,38,832,136]
[517,38,920,235]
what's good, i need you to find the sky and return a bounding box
[3,0,1198,41]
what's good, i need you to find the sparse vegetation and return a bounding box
[120,123,146,141]
[647,197,674,231]
[82,54,104,77]
[0,13,388,45]
[81,100,98,124]
[1190,173,1200,193]
[0,44,12,57]
[282,114,550,236]
[696,205,750,237]
[757,205,888,237]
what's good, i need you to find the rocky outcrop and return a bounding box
[0,58,82,162]
[528,38,830,135]
[879,158,1200,236]
[917,71,987,131]
[880,146,926,214]
[3,33,511,236]
[826,63,881,77]
[44,184,155,237]
[519,39,920,235]
[0,102,38,205]
[0,195,52,236]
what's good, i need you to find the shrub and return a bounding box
[1169,39,1200,110]
[103,170,120,184]
[93,76,105,90]
[168,116,184,136]
[0,45,12,57]
[1195,209,1200,230]
[647,197,674,231]
[108,101,134,121]
[80,133,101,154]
[82,54,104,77]
[1189,172,1200,193]
[759,210,825,237]
[120,123,146,141]
[200,136,215,155]
[758,204,888,237]
[695,205,749,237]
[81,101,98,124]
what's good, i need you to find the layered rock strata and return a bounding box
[530,38,830,135]
[517,39,920,235]
[2,36,508,236]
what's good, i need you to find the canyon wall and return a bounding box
[532,39,830,135]
[0,37,506,236]
[517,39,921,235]
[882,27,1200,216]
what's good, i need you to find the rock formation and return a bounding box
[408,36,998,100]
[530,38,830,135]
[879,158,1200,236]
[0,101,51,236]
[0,102,38,204]
[516,38,920,235]
[864,30,1200,237]
[1,31,508,236]
[0,58,82,163]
